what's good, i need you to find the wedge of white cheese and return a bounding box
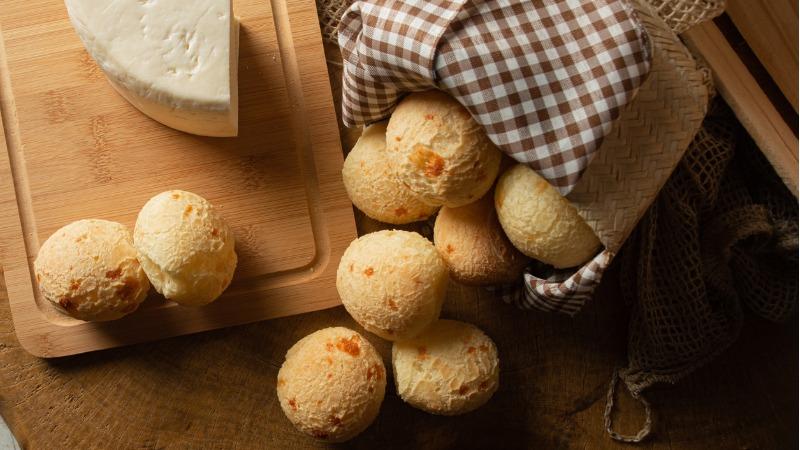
[65,0,239,137]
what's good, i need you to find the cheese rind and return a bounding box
[65,0,239,137]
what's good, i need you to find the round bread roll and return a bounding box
[336,230,447,341]
[277,327,386,442]
[495,164,601,268]
[386,90,501,208]
[134,190,237,306]
[392,319,499,415]
[342,121,438,224]
[434,192,530,285]
[34,219,150,321]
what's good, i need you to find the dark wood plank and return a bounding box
[0,255,796,448]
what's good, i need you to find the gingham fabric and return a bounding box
[492,250,614,316]
[338,0,651,193]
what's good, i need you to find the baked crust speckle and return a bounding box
[134,190,236,306]
[34,219,149,321]
[386,91,501,208]
[277,327,386,442]
[336,230,447,341]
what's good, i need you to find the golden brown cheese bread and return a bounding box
[134,190,237,306]
[342,121,438,224]
[336,230,448,341]
[495,164,601,268]
[34,219,150,321]
[392,319,499,415]
[386,90,501,208]
[434,191,530,285]
[277,327,386,442]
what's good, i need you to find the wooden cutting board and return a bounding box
[0,0,356,357]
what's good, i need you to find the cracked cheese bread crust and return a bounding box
[34,219,150,321]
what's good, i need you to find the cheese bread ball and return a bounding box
[434,192,530,285]
[392,320,499,415]
[342,121,438,224]
[386,90,501,208]
[34,219,149,321]
[134,190,237,306]
[336,230,447,341]
[495,164,601,268]
[277,327,386,442]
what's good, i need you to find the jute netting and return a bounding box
[619,100,797,392]
[610,101,797,441]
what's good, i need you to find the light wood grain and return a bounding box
[683,21,799,197]
[726,0,798,111]
[0,0,356,357]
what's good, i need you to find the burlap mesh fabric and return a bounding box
[612,100,798,441]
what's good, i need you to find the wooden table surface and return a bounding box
[0,44,796,450]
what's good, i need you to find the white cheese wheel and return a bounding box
[65,0,239,137]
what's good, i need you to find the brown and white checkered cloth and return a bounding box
[338,0,651,314]
[490,250,614,316]
[338,0,651,193]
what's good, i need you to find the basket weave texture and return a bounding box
[496,0,713,317]
[567,1,711,252]
[646,0,726,33]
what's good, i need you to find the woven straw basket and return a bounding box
[568,0,711,254]
[319,0,712,263]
